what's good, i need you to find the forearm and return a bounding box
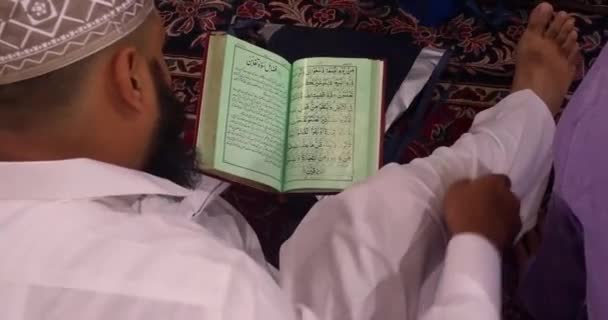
[419,234,501,320]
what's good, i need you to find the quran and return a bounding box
[198,34,385,193]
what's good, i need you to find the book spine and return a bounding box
[192,33,213,148]
[379,59,388,168]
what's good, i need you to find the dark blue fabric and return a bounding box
[398,0,462,27]
[383,49,451,163]
[519,195,587,320]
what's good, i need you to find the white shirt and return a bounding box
[0,90,554,320]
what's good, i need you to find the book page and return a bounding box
[284,58,383,191]
[212,35,291,191]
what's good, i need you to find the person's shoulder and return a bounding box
[87,236,264,306]
[0,198,270,307]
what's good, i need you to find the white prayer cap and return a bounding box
[0,0,155,85]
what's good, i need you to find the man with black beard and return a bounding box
[144,61,200,188]
[0,1,580,320]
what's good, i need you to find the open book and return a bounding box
[198,33,385,193]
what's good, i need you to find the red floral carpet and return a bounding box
[158,0,607,318]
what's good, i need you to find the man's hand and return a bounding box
[444,174,522,251]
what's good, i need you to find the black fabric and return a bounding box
[265,26,422,107]
[383,49,452,162]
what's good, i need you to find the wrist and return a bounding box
[450,229,505,252]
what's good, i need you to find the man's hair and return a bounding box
[0,15,154,131]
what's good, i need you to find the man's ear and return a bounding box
[111,47,146,113]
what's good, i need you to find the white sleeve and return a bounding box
[420,234,501,320]
[279,90,556,320]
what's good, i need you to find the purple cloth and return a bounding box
[520,196,587,320]
[521,45,608,320]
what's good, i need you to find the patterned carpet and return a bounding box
[158,0,608,318]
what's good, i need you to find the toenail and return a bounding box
[537,2,553,12]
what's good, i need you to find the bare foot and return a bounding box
[512,3,581,115]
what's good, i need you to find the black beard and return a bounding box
[143,61,199,188]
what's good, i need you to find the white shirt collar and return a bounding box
[0,158,192,200]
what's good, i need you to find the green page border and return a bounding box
[283,58,380,191]
[221,44,289,183]
[213,36,291,191]
[285,64,357,184]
